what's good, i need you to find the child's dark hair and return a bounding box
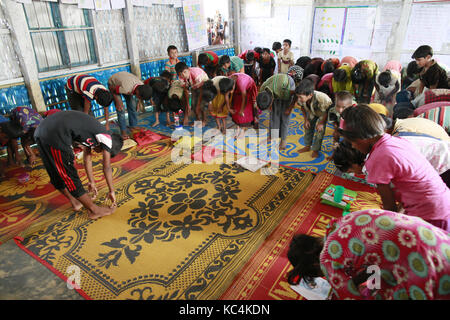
[160,70,172,80]
[332,140,366,173]
[287,234,324,285]
[323,60,335,74]
[201,80,217,103]
[198,53,208,66]
[272,42,282,51]
[0,121,23,139]
[283,39,292,47]
[317,83,331,98]
[393,102,415,120]
[256,88,273,111]
[303,63,322,77]
[218,55,231,67]
[152,78,170,93]
[218,78,235,93]
[378,71,392,88]
[175,61,189,75]
[136,84,153,100]
[95,88,113,107]
[167,97,182,112]
[339,104,386,141]
[296,56,311,69]
[262,48,271,55]
[333,68,347,82]
[167,45,178,54]
[295,79,315,96]
[335,90,353,103]
[406,60,421,77]
[378,113,393,131]
[110,133,124,158]
[411,45,433,59]
[351,64,366,84]
[253,47,263,55]
[245,51,255,62]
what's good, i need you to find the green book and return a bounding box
[320,184,358,209]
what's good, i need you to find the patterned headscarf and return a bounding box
[288,65,304,82]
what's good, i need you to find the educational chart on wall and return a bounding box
[403,2,450,52]
[310,7,346,55]
[342,6,376,48]
[182,0,208,51]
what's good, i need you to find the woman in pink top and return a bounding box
[229,73,258,138]
[338,104,450,231]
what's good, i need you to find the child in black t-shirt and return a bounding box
[34,111,123,220]
[412,45,449,95]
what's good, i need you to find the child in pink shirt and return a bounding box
[339,104,450,230]
[175,62,209,126]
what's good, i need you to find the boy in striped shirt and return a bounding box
[65,74,113,130]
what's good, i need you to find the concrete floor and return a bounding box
[0,239,84,300]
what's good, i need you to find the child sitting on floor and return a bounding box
[338,104,450,231]
[0,120,23,169]
[296,78,333,158]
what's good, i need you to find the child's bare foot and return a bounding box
[279,140,287,150]
[88,205,116,220]
[167,121,174,126]
[297,146,311,153]
[325,155,332,161]
[151,121,160,127]
[311,150,319,158]
[70,199,83,211]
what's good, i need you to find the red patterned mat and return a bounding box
[220,171,382,300]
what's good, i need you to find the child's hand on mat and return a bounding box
[108,191,117,208]
[88,182,98,200]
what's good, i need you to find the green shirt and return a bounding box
[220,56,244,74]
[260,74,295,101]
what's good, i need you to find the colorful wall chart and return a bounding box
[310,7,346,55]
[183,0,208,51]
